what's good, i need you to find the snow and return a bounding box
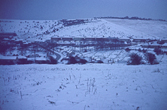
[0,63,167,110]
[106,19,167,39]
[1,17,167,110]
[56,19,151,39]
[162,43,167,46]
[1,18,167,43]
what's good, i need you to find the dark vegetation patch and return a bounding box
[127,53,142,65]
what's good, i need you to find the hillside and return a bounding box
[0,18,167,42]
[1,18,167,110]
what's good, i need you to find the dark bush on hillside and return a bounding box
[138,48,142,52]
[138,48,147,53]
[68,56,78,64]
[127,53,142,65]
[83,49,87,52]
[145,53,159,65]
[157,40,165,44]
[96,60,103,64]
[142,49,147,53]
[164,51,167,55]
[0,44,10,55]
[78,59,87,64]
[48,56,57,64]
[68,56,87,64]
[154,47,162,55]
[125,48,130,52]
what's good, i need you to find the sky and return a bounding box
[0,0,167,20]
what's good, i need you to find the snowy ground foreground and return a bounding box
[0,63,167,110]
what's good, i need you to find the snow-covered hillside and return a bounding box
[0,20,63,42]
[0,63,167,110]
[106,19,167,39]
[0,18,167,42]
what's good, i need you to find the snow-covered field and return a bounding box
[0,63,167,110]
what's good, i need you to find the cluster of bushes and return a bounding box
[127,53,143,65]
[126,47,165,65]
[137,47,165,55]
[1,55,104,65]
[67,56,87,64]
[48,56,57,64]
[125,48,131,52]
[66,56,104,64]
[127,52,159,65]
[154,47,163,55]
[145,53,159,65]
[157,40,165,44]
[0,44,12,55]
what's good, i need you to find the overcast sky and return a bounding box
[0,0,167,20]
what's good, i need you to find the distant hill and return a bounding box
[0,17,167,42]
[95,16,166,22]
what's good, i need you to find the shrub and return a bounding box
[83,49,87,52]
[138,48,142,52]
[68,56,77,64]
[96,60,103,63]
[164,51,167,55]
[128,53,142,65]
[0,44,10,55]
[157,40,165,44]
[125,48,130,52]
[154,47,162,55]
[145,53,159,65]
[67,56,87,64]
[48,56,57,64]
[78,59,87,64]
[142,49,147,53]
